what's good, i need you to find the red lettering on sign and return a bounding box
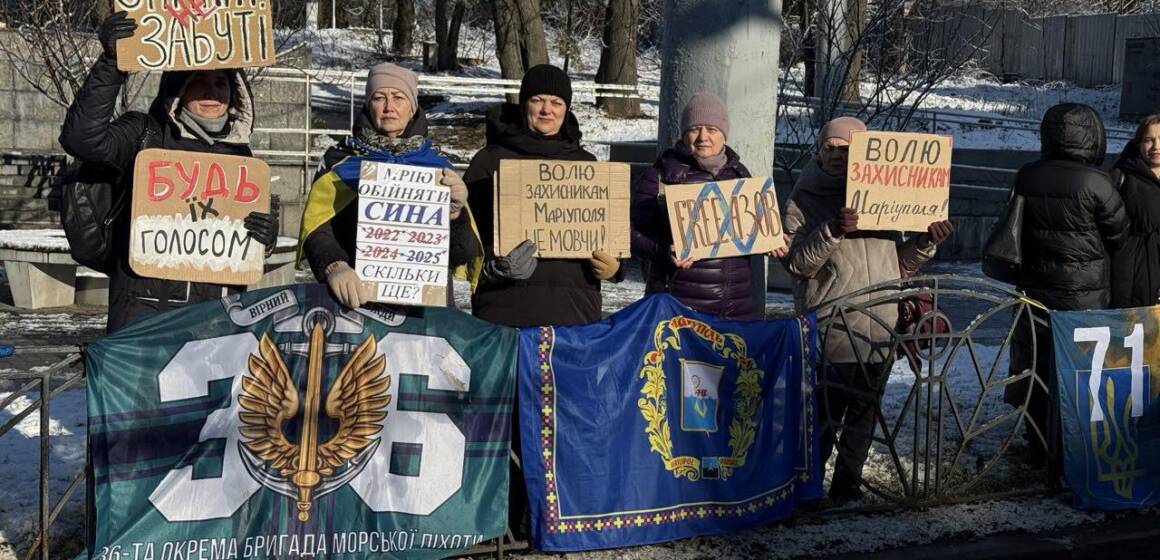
[202,162,229,200]
[174,161,201,200]
[147,160,175,201]
[235,164,260,204]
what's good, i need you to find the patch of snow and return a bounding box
[0,230,70,252]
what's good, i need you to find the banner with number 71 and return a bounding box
[1054,306,1160,510]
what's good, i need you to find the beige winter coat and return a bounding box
[783,160,937,365]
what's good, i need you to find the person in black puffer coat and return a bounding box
[1006,102,1128,468]
[631,93,786,320]
[464,64,623,328]
[1109,113,1160,309]
[58,13,277,333]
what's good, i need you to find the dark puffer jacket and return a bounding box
[631,142,759,320]
[59,54,255,332]
[1014,103,1128,310]
[463,103,610,328]
[1110,142,1160,308]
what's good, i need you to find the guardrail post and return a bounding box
[39,370,50,560]
[305,73,313,195]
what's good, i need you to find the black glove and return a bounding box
[98,12,137,61]
[245,206,279,251]
[481,240,538,284]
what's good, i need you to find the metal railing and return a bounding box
[779,94,1136,143]
[814,275,1057,507]
[0,347,85,560]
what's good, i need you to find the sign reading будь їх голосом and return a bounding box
[115,0,276,72]
[130,148,270,285]
[845,131,952,231]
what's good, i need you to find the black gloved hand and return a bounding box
[244,207,279,250]
[98,12,137,61]
[481,239,538,284]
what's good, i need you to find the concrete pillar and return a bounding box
[658,0,783,316]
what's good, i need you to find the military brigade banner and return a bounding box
[1055,306,1160,510]
[85,284,517,560]
[517,295,821,551]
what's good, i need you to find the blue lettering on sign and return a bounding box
[678,177,776,259]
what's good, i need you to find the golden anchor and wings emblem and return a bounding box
[237,323,391,522]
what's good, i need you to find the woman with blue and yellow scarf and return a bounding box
[298,62,480,308]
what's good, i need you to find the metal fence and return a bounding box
[814,275,1057,506]
[0,347,84,560]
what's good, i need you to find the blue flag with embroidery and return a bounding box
[517,294,821,551]
[1054,306,1160,510]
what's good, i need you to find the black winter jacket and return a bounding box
[631,143,760,320]
[1014,104,1128,310]
[1110,143,1160,308]
[301,109,480,305]
[463,103,609,327]
[59,54,255,333]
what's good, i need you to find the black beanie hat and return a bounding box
[519,64,573,108]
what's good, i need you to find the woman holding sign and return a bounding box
[463,64,623,328]
[58,13,278,333]
[298,62,479,309]
[783,117,953,502]
[631,92,787,321]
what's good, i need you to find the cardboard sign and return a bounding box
[130,149,270,285]
[845,131,952,231]
[115,0,276,72]
[355,161,451,307]
[494,160,630,259]
[664,176,785,261]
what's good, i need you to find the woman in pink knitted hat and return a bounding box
[782,116,954,503]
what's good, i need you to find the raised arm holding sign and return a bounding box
[845,131,952,231]
[114,0,276,72]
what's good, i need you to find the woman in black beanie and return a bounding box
[464,64,623,328]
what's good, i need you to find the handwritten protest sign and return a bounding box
[130,149,270,285]
[115,0,276,72]
[664,176,785,261]
[845,131,952,231]
[494,160,630,259]
[355,162,451,307]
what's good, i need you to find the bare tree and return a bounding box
[775,0,1001,175]
[434,0,466,71]
[0,2,146,110]
[393,0,416,55]
[595,0,641,117]
[492,0,550,102]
